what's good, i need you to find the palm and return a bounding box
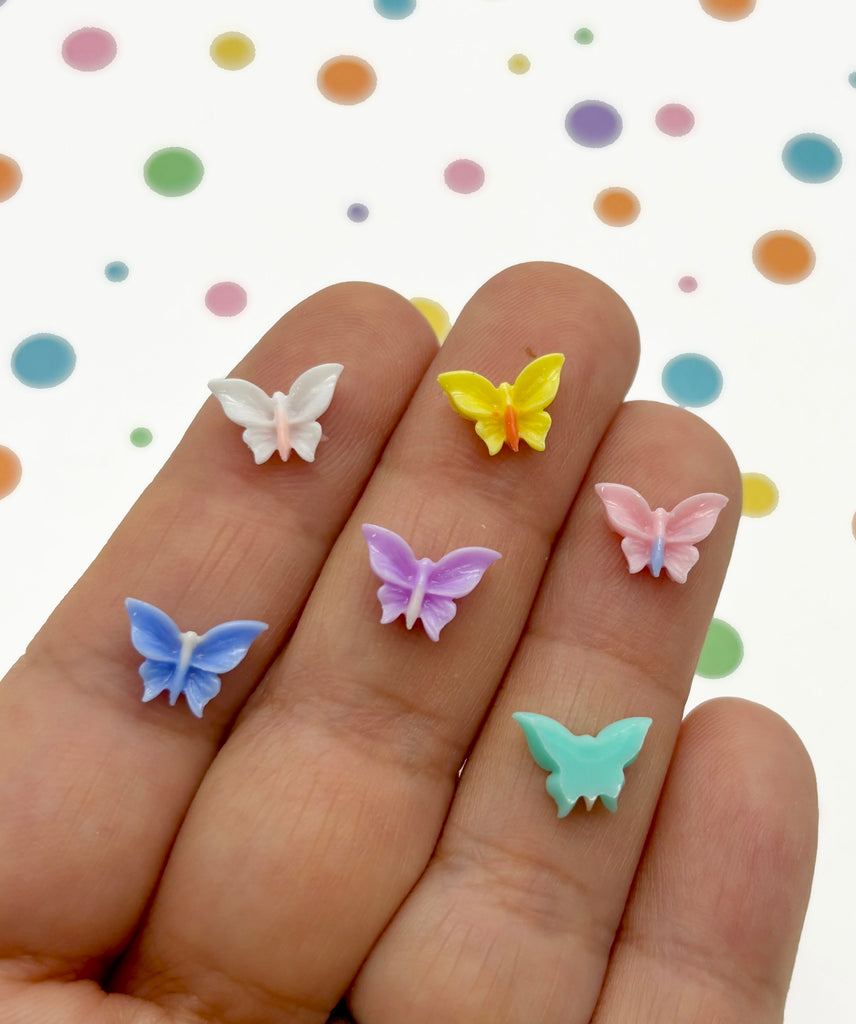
[0,265,816,1024]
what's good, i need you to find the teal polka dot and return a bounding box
[12,333,76,388]
[105,261,129,282]
[374,0,416,17]
[782,133,841,183]
[662,353,722,407]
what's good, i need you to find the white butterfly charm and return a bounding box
[208,363,343,464]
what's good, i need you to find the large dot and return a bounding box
[62,27,117,71]
[444,159,485,194]
[565,100,622,148]
[0,446,22,500]
[210,32,255,70]
[205,282,247,317]
[411,297,451,344]
[662,353,722,407]
[144,147,204,197]
[699,0,755,19]
[12,333,76,388]
[696,619,744,678]
[594,187,640,226]
[782,133,841,183]
[656,103,695,137]
[130,427,153,448]
[317,56,376,104]
[105,260,129,282]
[0,154,21,201]
[752,230,815,284]
[374,0,417,17]
[741,472,779,517]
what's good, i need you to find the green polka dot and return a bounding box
[696,619,743,678]
[130,427,153,447]
[574,28,594,44]
[144,147,204,197]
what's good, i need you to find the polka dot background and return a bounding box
[0,3,852,1017]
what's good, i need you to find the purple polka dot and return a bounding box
[656,103,695,137]
[678,276,698,293]
[347,203,369,222]
[444,159,485,194]
[205,282,247,317]
[565,101,622,148]
[62,28,117,72]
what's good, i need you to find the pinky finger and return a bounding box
[593,698,817,1024]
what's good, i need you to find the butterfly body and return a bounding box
[437,353,564,455]
[513,712,652,816]
[595,483,728,583]
[126,598,268,717]
[362,525,501,641]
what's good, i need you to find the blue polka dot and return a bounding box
[662,353,722,407]
[347,203,369,222]
[849,71,856,88]
[782,133,841,183]
[374,0,417,18]
[105,260,129,282]
[12,333,76,388]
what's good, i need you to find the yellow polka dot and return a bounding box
[210,32,255,71]
[741,472,779,517]
[411,297,451,344]
[508,54,531,74]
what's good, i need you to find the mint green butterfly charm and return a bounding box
[513,713,652,816]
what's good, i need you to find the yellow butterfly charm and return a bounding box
[437,353,565,455]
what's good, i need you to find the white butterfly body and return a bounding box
[208,363,343,464]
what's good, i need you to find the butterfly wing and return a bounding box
[511,353,565,451]
[287,421,323,463]
[284,363,344,424]
[662,493,728,583]
[437,370,507,455]
[208,378,278,463]
[125,598,183,704]
[425,547,502,599]
[362,524,419,624]
[181,668,223,719]
[138,658,179,705]
[512,712,581,817]
[415,594,458,642]
[190,619,268,673]
[595,483,659,574]
[591,717,652,810]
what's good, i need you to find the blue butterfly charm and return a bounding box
[513,713,652,815]
[125,598,268,718]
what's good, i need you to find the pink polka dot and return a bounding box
[62,28,117,72]
[678,276,698,293]
[205,282,247,317]
[655,103,695,137]
[444,159,485,194]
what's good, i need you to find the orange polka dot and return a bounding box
[594,187,640,226]
[0,446,22,499]
[752,230,815,284]
[0,155,22,202]
[317,56,377,105]
[699,0,756,20]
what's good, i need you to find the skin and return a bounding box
[0,263,817,1024]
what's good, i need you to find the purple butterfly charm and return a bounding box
[361,524,501,641]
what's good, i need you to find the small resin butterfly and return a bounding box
[513,713,652,815]
[125,598,267,717]
[361,524,501,641]
[208,363,343,464]
[437,353,565,455]
[595,483,728,584]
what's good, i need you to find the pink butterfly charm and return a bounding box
[594,483,728,583]
[361,525,501,641]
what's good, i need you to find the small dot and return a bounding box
[205,282,247,317]
[374,0,417,18]
[508,54,531,74]
[699,0,756,20]
[444,159,485,194]
[105,261,129,282]
[565,100,622,148]
[410,297,451,344]
[656,103,695,137]
[741,472,779,517]
[678,276,698,292]
[144,147,204,197]
[62,27,117,71]
[696,619,744,678]
[12,333,76,388]
[130,427,153,448]
[317,56,377,104]
[210,32,255,70]
[594,187,639,226]
[0,446,22,500]
[347,203,369,222]
[752,230,815,284]
[0,154,22,201]
[661,353,722,407]
[782,133,841,183]
[574,28,594,44]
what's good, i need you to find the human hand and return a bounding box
[0,263,817,1024]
